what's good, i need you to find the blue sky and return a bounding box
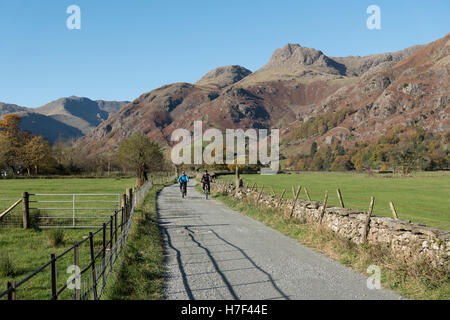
[0,0,448,108]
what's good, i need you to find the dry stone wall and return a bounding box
[212,182,450,268]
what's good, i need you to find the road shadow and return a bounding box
[158,181,290,300]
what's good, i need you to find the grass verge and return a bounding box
[104,184,166,300]
[210,189,450,300]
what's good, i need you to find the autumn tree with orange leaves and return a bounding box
[0,114,56,176]
[0,114,27,173]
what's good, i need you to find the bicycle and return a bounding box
[203,183,210,200]
[180,182,187,198]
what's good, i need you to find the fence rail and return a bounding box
[0,180,153,300]
[0,198,23,227]
[28,193,121,229]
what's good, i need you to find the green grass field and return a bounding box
[219,171,450,230]
[0,177,136,200]
[0,177,136,300]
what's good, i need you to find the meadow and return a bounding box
[0,177,136,200]
[0,177,136,300]
[219,171,450,231]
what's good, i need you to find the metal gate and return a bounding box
[29,193,121,228]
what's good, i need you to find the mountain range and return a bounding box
[79,33,449,159]
[2,33,448,160]
[0,97,129,143]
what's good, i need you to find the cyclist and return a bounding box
[178,171,189,197]
[201,170,211,195]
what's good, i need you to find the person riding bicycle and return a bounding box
[201,170,211,194]
[178,171,189,195]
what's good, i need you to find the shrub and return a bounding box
[47,228,65,247]
[0,252,17,277]
[29,209,42,228]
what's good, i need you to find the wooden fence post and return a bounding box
[114,213,118,252]
[121,194,127,224]
[73,242,80,300]
[22,192,29,229]
[304,187,311,201]
[389,202,398,220]
[7,281,16,300]
[127,201,130,223]
[277,189,286,209]
[235,166,240,189]
[109,216,113,273]
[89,232,98,300]
[257,185,265,203]
[102,223,107,290]
[289,186,301,219]
[128,188,133,209]
[51,253,57,300]
[121,207,124,232]
[121,194,127,209]
[362,197,375,243]
[319,190,329,224]
[337,189,345,208]
[270,186,276,197]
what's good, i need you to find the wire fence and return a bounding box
[0,180,153,300]
[0,198,23,227]
[0,174,176,229]
[217,175,450,228]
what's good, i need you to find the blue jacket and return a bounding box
[178,175,189,183]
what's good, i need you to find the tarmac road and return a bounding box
[159,180,401,300]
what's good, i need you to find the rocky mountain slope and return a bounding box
[0,97,128,143]
[0,103,28,116]
[196,65,253,89]
[77,33,449,158]
[35,96,128,135]
[283,33,449,151]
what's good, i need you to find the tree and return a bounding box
[310,141,318,158]
[0,114,22,132]
[0,114,28,173]
[392,144,421,175]
[0,114,57,176]
[22,136,53,175]
[116,133,164,187]
[0,136,9,174]
[330,155,354,171]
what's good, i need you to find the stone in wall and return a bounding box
[212,182,449,268]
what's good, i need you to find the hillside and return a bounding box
[35,96,128,135]
[0,103,28,116]
[77,34,449,160]
[0,97,128,143]
[283,33,449,147]
[17,112,84,144]
[196,65,253,89]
